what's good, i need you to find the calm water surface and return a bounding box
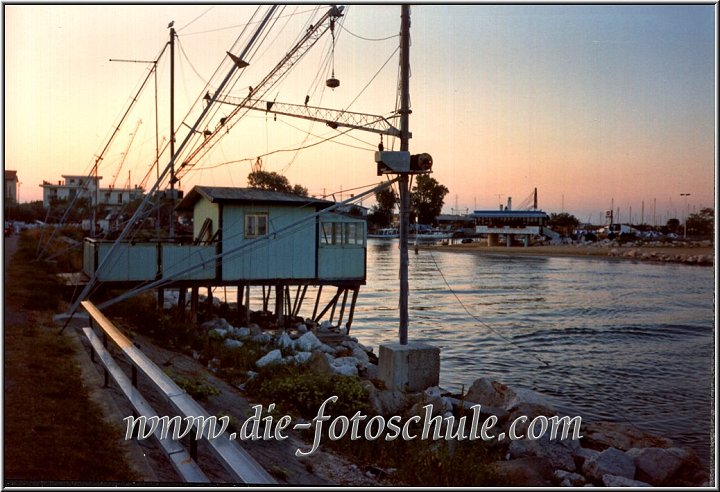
[351,239,714,465]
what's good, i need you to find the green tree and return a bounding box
[411,174,449,225]
[666,218,680,233]
[686,208,713,237]
[247,170,308,196]
[368,186,397,229]
[548,212,579,236]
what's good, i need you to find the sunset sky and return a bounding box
[3,4,716,224]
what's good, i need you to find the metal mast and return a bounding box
[169,22,176,238]
[398,5,411,345]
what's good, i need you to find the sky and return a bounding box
[3,4,716,224]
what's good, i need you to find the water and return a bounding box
[352,240,714,466]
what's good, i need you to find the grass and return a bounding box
[4,230,138,483]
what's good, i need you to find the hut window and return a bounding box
[345,223,363,245]
[320,222,335,244]
[245,213,268,238]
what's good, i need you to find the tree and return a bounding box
[247,170,308,196]
[666,218,680,233]
[368,186,397,229]
[686,208,713,237]
[247,170,291,192]
[548,212,579,236]
[292,184,309,197]
[410,174,449,225]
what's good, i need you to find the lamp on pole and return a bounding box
[680,193,691,239]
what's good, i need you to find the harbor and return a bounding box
[4,3,716,487]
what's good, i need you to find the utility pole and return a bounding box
[398,4,411,345]
[373,6,439,393]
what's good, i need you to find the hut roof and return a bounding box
[176,186,333,211]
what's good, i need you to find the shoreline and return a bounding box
[423,242,714,265]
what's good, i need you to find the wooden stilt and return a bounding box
[337,288,349,327]
[329,287,342,324]
[158,287,165,310]
[245,284,250,326]
[178,288,187,311]
[346,287,360,333]
[245,285,251,327]
[190,286,199,324]
[275,285,284,327]
[312,285,323,321]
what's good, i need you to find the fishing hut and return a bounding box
[82,186,367,329]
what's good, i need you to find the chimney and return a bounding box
[507,197,512,211]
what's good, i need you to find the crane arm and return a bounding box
[174,5,345,182]
[216,97,404,137]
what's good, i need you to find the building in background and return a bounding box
[39,174,144,210]
[5,170,18,204]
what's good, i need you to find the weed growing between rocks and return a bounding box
[245,364,371,418]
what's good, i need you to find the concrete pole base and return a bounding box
[378,342,440,392]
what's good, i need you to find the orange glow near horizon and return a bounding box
[3,5,715,223]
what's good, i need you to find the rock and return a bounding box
[508,434,577,472]
[362,362,379,381]
[319,343,336,354]
[490,456,554,486]
[583,421,673,451]
[372,388,406,415]
[275,331,294,350]
[626,447,683,484]
[465,378,516,408]
[506,388,557,413]
[307,351,335,375]
[554,470,585,487]
[251,333,272,344]
[223,339,243,349]
[573,446,599,469]
[297,323,308,333]
[330,356,360,377]
[293,351,312,365]
[582,447,635,482]
[294,331,322,352]
[318,320,333,332]
[249,324,262,336]
[351,347,370,367]
[601,474,651,487]
[231,326,251,338]
[256,349,282,368]
[408,395,453,419]
[361,380,401,416]
[208,327,228,339]
[424,386,443,399]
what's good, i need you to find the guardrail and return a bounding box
[80,300,276,484]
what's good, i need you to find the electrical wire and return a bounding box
[339,23,398,42]
[177,6,215,32]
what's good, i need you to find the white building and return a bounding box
[40,174,144,209]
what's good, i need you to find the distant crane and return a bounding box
[110,119,142,188]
